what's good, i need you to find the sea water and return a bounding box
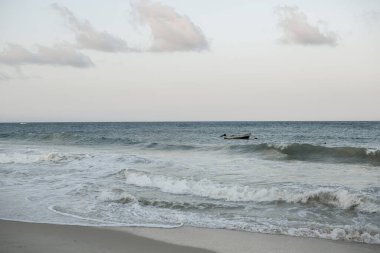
[0,122,379,243]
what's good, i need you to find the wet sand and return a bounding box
[0,220,214,253]
[1,220,379,253]
[123,225,380,253]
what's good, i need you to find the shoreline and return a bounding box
[0,220,214,253]
[1,220,379,253]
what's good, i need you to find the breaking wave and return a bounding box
[0,152,87,164]
[229,143,380,165]
[139,142,380,165]
[48,205,182,228]
[99,186,243,210]
[124,171,379,212]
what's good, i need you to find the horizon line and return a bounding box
[1,120,379,124]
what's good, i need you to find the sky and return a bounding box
[0,0,379,122]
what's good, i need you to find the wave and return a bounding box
[0,152,87,164]
[229,143,380,165]
[38,153,87,163]
[47,205,182,228]
[137,199,242,210]
[2,128,379,165]
[98,188,137,204]
[145,142,197,151]
[142,142,380,165]
[129,141,380,165]
[124,171,379,213]
[98,186,243,210]
[0,132,139,145]
[141,141,380,166]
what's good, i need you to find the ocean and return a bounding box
[0,122,379,243]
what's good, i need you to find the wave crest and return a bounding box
[0,152,86,164]
[229,143,380,165]
[0,132,138,145]
[124,171,379,212]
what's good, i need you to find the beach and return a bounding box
[2,0,379,251]
[1,220,379,253]
[1,122,379,249]
[0,220,213,253]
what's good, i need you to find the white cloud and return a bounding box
[52,3,131,52]
[0,43,94,68]
[0,1,209,72]
[275,5,338,46]
[133,0,209,52]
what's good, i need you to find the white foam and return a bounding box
[47,205,183,228]
[0,152,85,164]
[98,188,136,203]
[0,153,41,164]
[124,171,379,212]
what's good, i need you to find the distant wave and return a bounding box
[0,132,139,145]
[145,142,197,151]
[2,129,379,165]
[124,170,379,213]
[144,142,380,165]
[0,152,87,164]
[229,143,380,165]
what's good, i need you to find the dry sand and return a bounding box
[1,219,379,253]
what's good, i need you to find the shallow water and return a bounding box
[0,122,379,243]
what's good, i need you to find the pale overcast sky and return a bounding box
[0,0,379,122]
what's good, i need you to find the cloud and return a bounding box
[275,5,338,46]
[133,0,209,52]
[51,1,209,53]
[0,1,209,72]
[51,3,131,52]
[0,43,94,68]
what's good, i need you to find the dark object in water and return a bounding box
[220,133,251,140]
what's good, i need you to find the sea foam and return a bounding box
[124,170,379,212]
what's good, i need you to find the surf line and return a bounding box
[48,205,183,228]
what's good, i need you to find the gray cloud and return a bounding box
[52,3,131,52]
[133,0,209,52]
[0,43,94,68]
[275,5,338,46]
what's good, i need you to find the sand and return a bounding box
[122,226,380,253]
[1,219,379,253]
[0,220,214,253]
